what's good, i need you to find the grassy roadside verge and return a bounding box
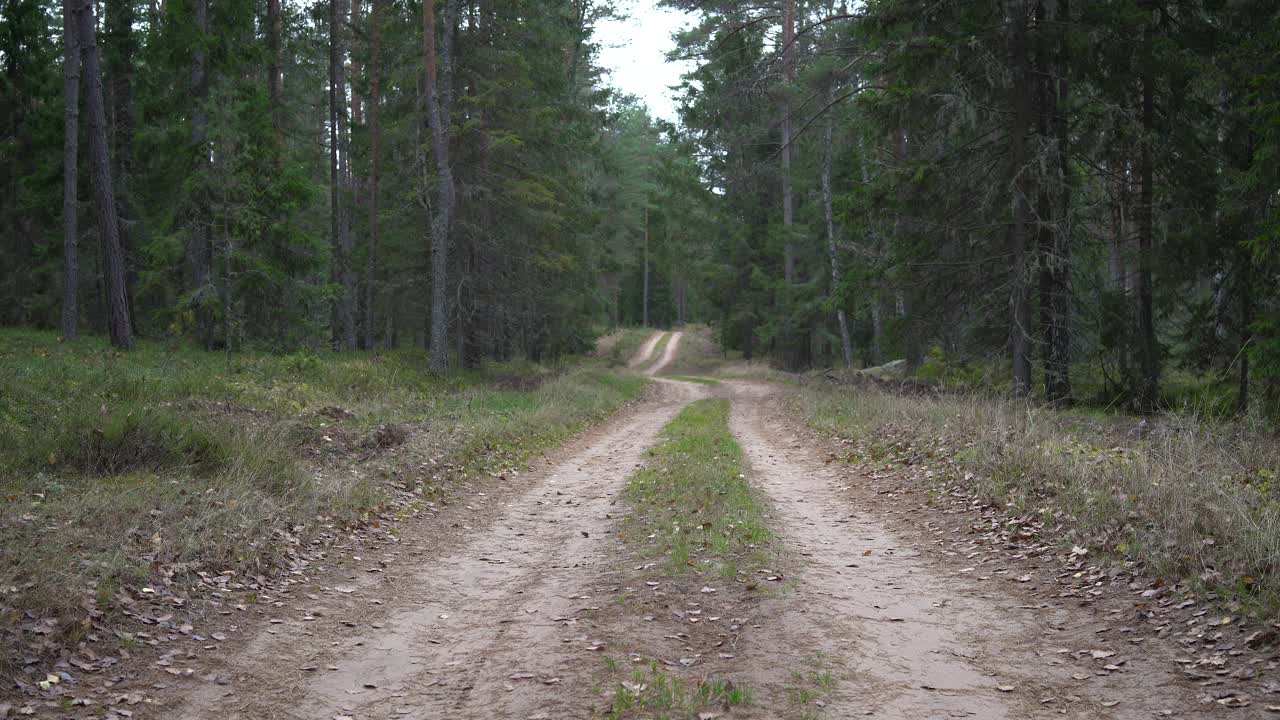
[0,328,647,680]
[797,385,1280,612]
[621,399,771,578]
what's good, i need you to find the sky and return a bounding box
[593,0,697,123]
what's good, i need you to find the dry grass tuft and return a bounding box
[799,386,1280,610]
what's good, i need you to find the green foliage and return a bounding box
[606,659,752,720]
[0,0,716,365]
[661,0,1280,424]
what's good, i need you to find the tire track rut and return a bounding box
[176,379,707,719]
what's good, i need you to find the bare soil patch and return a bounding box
[152,379,707,720]
[733,381,1263,718]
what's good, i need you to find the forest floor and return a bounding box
[5,329,1278,718]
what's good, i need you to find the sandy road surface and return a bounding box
[643,331,682,376]
[625,331,664,369]
[163,378,1217,720]
[175,379,707,719]
[724,381,1205,719]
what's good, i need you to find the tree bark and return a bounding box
[1045,0,1073,405]
[642,205,649,327]
[75,0,133,349]
[1134,19,1158,412]
[351,0,362,127]
[364,0,380,349]
[822,83,853,368]
[330,0,356,350]
[1237,248,1251,414]
[104,0,136,319]
[267,0,281,124]
[424,0,458,372]
[780,0,796,283]
[894,127,923,371]
[190,0,212,348]
[870,299,883,366]
[62,0,81,340]
[1034,0,1071,405]
[1008,0,1033,397]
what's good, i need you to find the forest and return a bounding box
[2,0,1278,417]
[664,0,1280,417]
[3,0,1280,716]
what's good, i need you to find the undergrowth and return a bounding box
[798,385,1280,612]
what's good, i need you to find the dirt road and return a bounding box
[161,379,1222,719]
[626,331,664,369]
[627,330,682,376]
[644,331,681,375]
[724,382,1207,719]
[176,378,707,719]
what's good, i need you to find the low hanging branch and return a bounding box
[767,82,884,161]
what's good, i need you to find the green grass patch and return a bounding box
[621,399,771,577]
[780,651,839,712]
[606,659,752,720]
[665,375,721,386]
[0,328,646,672]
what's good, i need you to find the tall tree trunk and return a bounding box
[856,135,882,367]
[642,205,649,327]
[62,0,81,340]
[780,0,796,283]
[822,84,853,368]
[104,0,135,318]
[1034,0,1071,405]
[189,0,212,348]
[351,0,362,127]
[1110,162,1131,385]
[330,0,356,350]
[1108,167,1126,293]
[423,0,457,372]
[1237,249,1251,414]
[75,0,132,349]
[870,299,883,366]
[1008,0,1033,397]
[1035,0,1051,396]
[776,0,807,371]
[364,0,380,349]
[1044,0,1073,405]
[267,0,281,124]
[1134,20,1158,412]
[221,202,233,366]
[894,127,924,371]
